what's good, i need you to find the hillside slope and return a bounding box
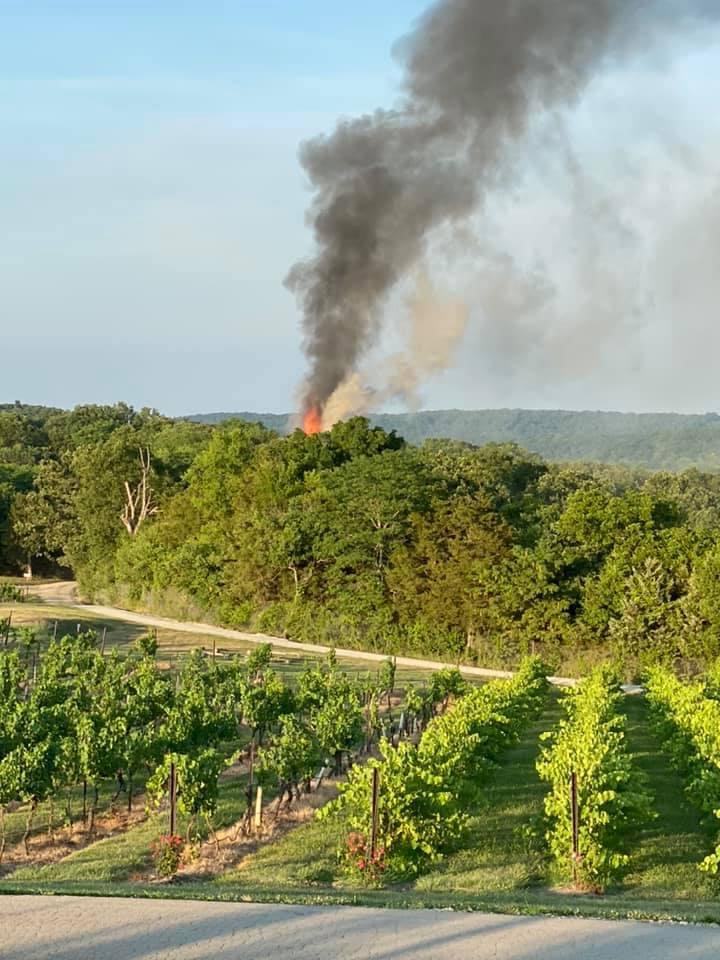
[188,408,720,472]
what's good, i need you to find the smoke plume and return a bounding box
[320,272,468,428]
[288,0,717,420]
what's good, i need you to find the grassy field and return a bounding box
[619,695,718,902]
[412,695,563,895]
[218,794,347,889]
[411,693,719,903]
[0,602,444,686]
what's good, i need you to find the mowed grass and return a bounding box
[413,693,562,895]
[1,602,272,670]
[619,695,719,902]
[0,602,443,687]
[218,791,347,889]
[416,691,720,905]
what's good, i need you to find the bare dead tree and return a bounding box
[120,447,158,536]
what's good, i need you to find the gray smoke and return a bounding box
[319,271,468,428]
[288,0,716,416]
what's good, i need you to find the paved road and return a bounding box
[29,581,578,687]
[1,896,717,959]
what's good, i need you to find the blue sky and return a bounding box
[2,2,719,415]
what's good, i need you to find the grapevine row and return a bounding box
[536,667,652,891]
[323,655,549,880]
[0,629,463,865]
[645,665,720,875]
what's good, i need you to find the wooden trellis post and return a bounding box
[169,762,178,836]
[369,767,380,859]
[571,771,580,883]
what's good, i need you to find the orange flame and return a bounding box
[302,406,323,435]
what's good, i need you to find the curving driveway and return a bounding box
[29,581,578,686]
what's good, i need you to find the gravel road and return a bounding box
[29,581,577,686]
[1,896,718,959]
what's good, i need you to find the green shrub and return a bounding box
[0,583,23,602]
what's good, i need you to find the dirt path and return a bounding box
[29,581,79,605]
[29,582,577,685]
[1,895,717,959]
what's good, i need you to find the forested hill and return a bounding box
[6,401,720,676]
[188,409,720,472]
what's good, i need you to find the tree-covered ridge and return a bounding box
[189,408,720,472]
[4,402,720,675]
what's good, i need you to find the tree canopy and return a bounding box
[3,402,720,674]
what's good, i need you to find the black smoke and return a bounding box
[287,0,716,415]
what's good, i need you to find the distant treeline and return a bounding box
[4,401,720,676]
[189,408,720,472]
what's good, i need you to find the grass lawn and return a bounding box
[619,695,719,902]
[217,793,347,889]
[0,602,444,687]
[412,693,563,895]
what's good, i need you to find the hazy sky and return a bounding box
[2,2,719,416]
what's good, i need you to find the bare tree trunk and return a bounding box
[289,565,300,602]
[273,783,290,822]
[120,447,158,536]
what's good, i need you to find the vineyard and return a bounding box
[1,606,720,923]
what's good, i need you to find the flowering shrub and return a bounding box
[152,834,185,878]
[344,832,387,885]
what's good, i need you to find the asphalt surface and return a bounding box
[1,897,718,960]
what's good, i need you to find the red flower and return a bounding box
[346,832,367,854]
